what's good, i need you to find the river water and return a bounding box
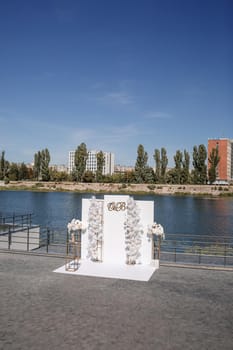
[0,191,233,239]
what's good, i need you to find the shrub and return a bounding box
[4,177,9,184]
[147,185,155,190]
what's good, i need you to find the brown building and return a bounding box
[208,138,233,183]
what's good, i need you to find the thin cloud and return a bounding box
[101,124,139,141]
[90,82,105,90]
[96,92,134,105]
[145,111,173,119]
[69,124,139,152]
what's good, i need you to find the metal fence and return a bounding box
[0,212,33,230]
[156,233,233,267]
[0,212,67,256]
[38,227,68,255]
[1,213,233,268]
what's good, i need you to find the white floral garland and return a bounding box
[124,197,143,265]
[87,196,103,261]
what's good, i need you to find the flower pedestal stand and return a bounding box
[65,227,82,272]
[65,239,80,272]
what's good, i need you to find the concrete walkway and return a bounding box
[0,253,232,350]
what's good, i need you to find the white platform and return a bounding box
[54,260,158,282]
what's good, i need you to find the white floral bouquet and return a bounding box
[148,222,165,240]
[67,219,87,233]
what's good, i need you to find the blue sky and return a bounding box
[0,0,232,167]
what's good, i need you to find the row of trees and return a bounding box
[0,151,33,181]
[0,142,220,185]
[0,149,52,182]
[134,144,220,185]
[70,142,220,185]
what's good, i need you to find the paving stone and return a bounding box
[0,253,232,350]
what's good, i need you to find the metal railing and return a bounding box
[1,212,232,268]
[37,228,67,255]
[0,212,33,230]
[156,233,233,267]
[0,212,67,255]
[0,225,40,251]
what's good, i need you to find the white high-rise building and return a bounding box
[68,150,115,175]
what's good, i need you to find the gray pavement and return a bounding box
[0,253,232,350]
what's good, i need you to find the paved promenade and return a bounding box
[0,253,232,350]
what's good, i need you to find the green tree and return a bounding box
[166,168,177,184]
[102,174,113,183]
[111,173,124,183]
[182,150,190,184]
[123,170,136,184]
[144,166,155,183]
[83,170,95,183]
[70,169,77,182]
[208,147,220,184]
[153,149,161,182]
[192,144,207,184]
[34,149,50,181]
[74,143,88,182]
[135,144,148,183]
[18,163,29,180]
[96,151,105,182]
[49,169,69,182]
[34,151,41,180]
[41,148,51,181]
[161,147,168,183]
[174,150,183,184]
[153,147,168,183]
[8,163,19,181]
[0,151,8,180]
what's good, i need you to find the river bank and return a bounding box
[1,181,233,196]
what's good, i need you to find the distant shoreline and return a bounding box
[0,181,233,197]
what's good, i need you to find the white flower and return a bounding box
[148,222,165,239]
[124,197,143,265]
[87,196,103,261]
[67,218,86,233]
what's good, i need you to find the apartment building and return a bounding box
[50,164,68,173]
[68,150,115,175]
[114,164,134,173]
[208,138,233,183]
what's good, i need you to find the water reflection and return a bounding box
[155,196,233,236]
[0,191,233,237]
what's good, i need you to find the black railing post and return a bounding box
[8,227,11,250]
[66,229,69,255]
[27,227,30,251]
[46,229,50,253]
[13,213,15,229]
[153,240,156,260]
[158,236,161,260]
